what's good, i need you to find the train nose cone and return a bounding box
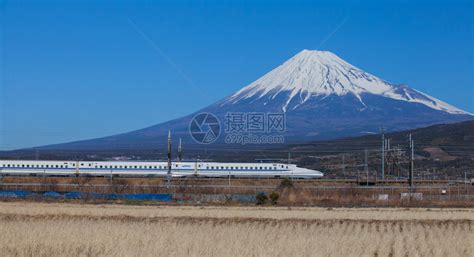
[293,166,324,178]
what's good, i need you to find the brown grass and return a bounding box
[0,202,473,257]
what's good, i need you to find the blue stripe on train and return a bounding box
[1,167,289,172]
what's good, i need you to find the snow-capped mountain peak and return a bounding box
[225,49,469,115]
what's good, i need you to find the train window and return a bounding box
[100,166,103,168]
[259,167,263,170]
[81,163,84,166]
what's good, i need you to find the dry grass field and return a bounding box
[0,202,473,257]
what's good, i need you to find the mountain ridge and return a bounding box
[30,49,473,150]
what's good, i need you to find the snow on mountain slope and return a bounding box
[225,49,469,114]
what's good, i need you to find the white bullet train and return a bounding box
[0,160,323,179]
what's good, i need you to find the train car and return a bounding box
[0,160,323,179]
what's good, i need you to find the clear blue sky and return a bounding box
[1,0,473,149]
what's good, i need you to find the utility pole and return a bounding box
[381,127,385,182]
[365,148,369,186]
[409,134,414,188]
[464,172,467,189]
[342,154,345,178]
[167,130,172,185]
[178,138,182,162]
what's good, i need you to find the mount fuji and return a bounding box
[41,50,472,150]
